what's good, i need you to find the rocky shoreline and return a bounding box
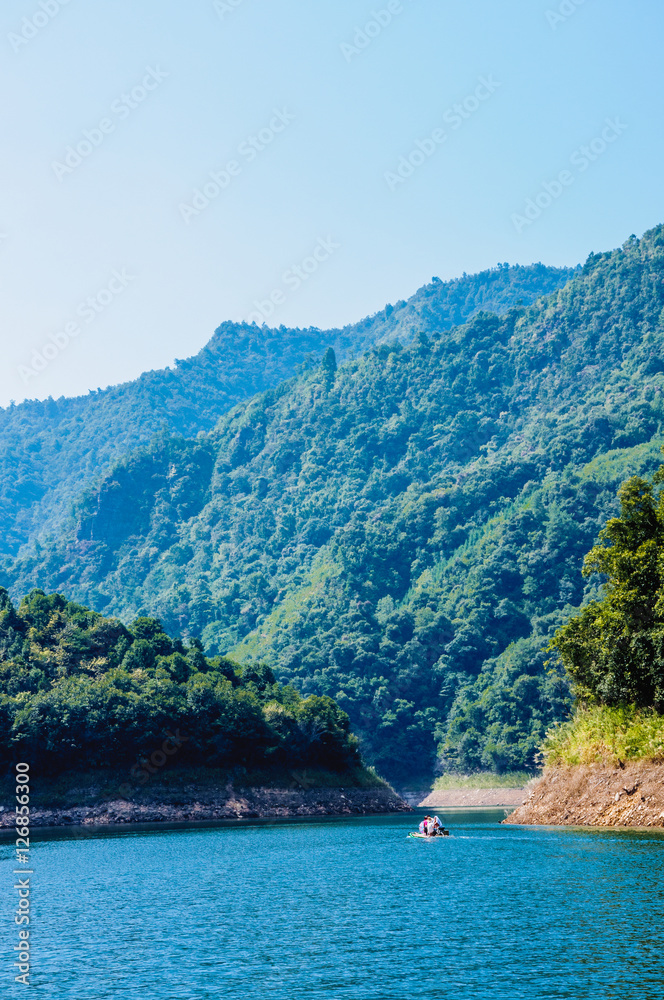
[504,761,664,828]
[0,784,409,831]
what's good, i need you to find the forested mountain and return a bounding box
[0,262,573,562]
[5,227,662,783]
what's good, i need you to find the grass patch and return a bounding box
[543,705,664,766]
[432,771,535,790]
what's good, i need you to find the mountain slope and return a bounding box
[6,227,662,782]
[0,262,574,562]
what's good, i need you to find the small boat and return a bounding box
[410,813,450,838]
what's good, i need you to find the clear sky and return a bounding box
[1,0,662,406]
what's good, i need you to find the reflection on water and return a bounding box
[3,810,663,1000]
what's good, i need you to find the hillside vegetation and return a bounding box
[543,705,664,766]
[0,587,361,777]
[544,457,664,766]
[5,228,663,783]
[0,263,571,562]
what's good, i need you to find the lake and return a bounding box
[3,810,664,999]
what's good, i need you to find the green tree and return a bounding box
[130,617,175,655]
[321,347,337,387]
[550,467,664,711]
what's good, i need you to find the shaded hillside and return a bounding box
[7,228,662,782]
[0,262,573,562]
[0,587,361,777]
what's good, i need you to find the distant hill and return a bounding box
[0,261,574,563]
[6,227,662,783]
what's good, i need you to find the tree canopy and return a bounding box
[0,588,360,776]
[550,461,664,712]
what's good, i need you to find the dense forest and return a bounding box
[0,263,571,562]
[0,588,360,776]
[5,227,663,783]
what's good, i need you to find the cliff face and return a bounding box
[504,762,664,828]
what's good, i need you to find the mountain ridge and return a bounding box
[0,261,574,562]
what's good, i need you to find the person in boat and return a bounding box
[431,815,443,835]
[418,815,432,835]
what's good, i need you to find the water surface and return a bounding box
[3,811,663,999]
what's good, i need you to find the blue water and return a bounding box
[3,810,664,999]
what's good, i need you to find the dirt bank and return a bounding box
[504,761,664,828]
[0,785,409,830]
[420,788,527,808]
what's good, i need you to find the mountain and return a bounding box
[8,227,664,780]
[0,261,574,563]
[6,227,661,783]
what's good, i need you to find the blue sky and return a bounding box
[1,0,662,405]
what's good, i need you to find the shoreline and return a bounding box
[0,784,409,831]
[419,788,527,808]
[504,761,664,828]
